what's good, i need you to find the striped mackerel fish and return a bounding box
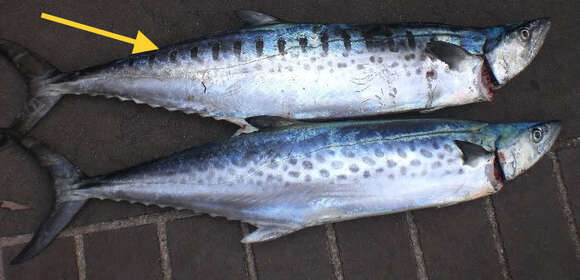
[1,11,550,134]
[6,118,560,264]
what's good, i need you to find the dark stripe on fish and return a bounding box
[211,43,220,60]
[233,40,242,57]
[320,32,329,55]
[256,39,264,56]
[169,50,177,63]
[299,37,308,52]
[148,54,155,67]
[406,31,416,49]
[339,30,351,51]
[277,38,286,55]
[387,38,397,52]
[190,47,198,59]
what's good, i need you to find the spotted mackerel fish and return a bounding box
[6,119,560,263]
[1,11,550,134]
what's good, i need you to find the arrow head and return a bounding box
[132,30,159,54]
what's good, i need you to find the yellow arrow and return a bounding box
[40,12,158,54]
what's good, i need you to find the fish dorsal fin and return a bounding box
[245,116,304,129]
[241,225,298,243]
[454,140,491,167]
[234,10,282,26]
[425,41,471,70]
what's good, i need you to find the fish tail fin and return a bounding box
[0,39,63,135]
[1,130,88,265]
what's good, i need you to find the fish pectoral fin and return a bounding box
[245,116,305,129]
[241,225,299,243]
[425,41,471,70]
[234,10,283,26]
[454,140,492,167]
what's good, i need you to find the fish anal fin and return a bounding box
[241,225,298,243]
[425,41,471,70]
[453,140,492,167]
[245,116,304,129]
[234,10,283,26]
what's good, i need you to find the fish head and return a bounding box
[494,121,560,181]
[485,18,551,85]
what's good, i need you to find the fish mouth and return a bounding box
[529,17,552,58]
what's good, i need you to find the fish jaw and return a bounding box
[484,18,551,86]
[495,121,561,181]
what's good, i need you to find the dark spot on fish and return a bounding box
[376,168,384,173]
[320,32,329,55]
[304,64,311,70]
[349,164,360,173]
[391,62,399,68]
[169,50,177,63]
[406,31,416,49]
[400,166,407,175]
[370,56,375,63]
[332,161,344,169]
[387,160,397,168]
[303,161,313,169]
[409,142,416,151]
[342,149,355,158]
[190,47,198,60]
[196,162,209,172]
[233,40,242,57]
[289,171,300,178]
[337,175,347,180]
[374,149,384,157]
[444,144,453,153]
[437,153,445,160]
[255,39,264,56]
[421,170,428,176]
[362,157,376,165]
[211,43,220,60]
[305,175,312,182]
[299,37,308,52]
[337,62,347,68]
[277,38,286,55]
[266,175,275,182]
[320,169,330,177]
[327,150,336,156]
[447,158,455,164]
[411,160,421,166]
[339,29,351,51]
[420,54,427,61]
[357,64,365,70]
[458,169,464,174]
[254,64,262,70]
[397,148,407,158]
[256,170,264,176]
[315,153,325,163]
[377,57,383,63]
[289,158,297,165]
[404,54,415,60]
[416,68,422,75]
[388,174,395,179]
[426,70,437,79]
[363,170,371,178]
[317,65,324,70]
[420,149,433,158]
[432,142,440,150]
[148,54,156,67]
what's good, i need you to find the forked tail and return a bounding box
[1,130,88,264]
[0,39,63,135]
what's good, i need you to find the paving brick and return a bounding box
[2,238,78,280]
[334,214,417,280]
[413,199,503,280]
[84,225,162,280]
[166,216,247,280]
[493,157,580,279]
[557,148,580,227]
[252,226,334,280]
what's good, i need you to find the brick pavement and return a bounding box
[1,1,579,279]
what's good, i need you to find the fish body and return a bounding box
[0,12,550,134]
[7,118,560,263]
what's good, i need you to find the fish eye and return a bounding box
[532,127,544,143]
[520,28,531,41]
